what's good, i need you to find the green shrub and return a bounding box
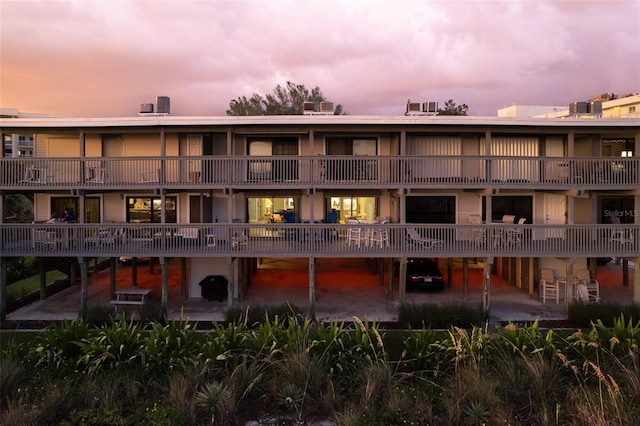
[60,407,126,426]
[34,317,91,370]
[568,302,640,327]
[398,303,483,329]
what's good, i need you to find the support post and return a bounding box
[482,260,491,316]
[398,257,407,304]
[309,257,316,319]
[387,257,394,300]
[447,258,453,288]
[228,257,235,309]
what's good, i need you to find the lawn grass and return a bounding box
[7,270,68,300]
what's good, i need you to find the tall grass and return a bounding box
[2,313,639,424]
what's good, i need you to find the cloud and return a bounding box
[1,0,638,117]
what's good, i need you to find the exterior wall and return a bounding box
[189,257,233,298]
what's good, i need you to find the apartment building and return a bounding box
[0,113,638,319]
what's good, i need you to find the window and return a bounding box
[325,137,377,181]
[126,197,176,223]
[325,196,377,222]
[248,197,296,223]
[406,196,456,224]
[483,196,532,224]
[50,197,101,223]
[630,106,636,114]
[326,137,376,155]
[248,137,299,181]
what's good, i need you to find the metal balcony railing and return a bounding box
[1,223,637,259]
[0,156,637,190]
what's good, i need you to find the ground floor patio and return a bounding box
[4,256,636,328]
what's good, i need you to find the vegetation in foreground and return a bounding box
[2,308,639,425]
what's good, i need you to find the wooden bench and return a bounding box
[110,288,152,313]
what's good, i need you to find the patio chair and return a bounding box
[138,168,160,183]
[469,215,486,245]
[206,230,217,247]
[505,218,526,245]
[369,220,390,248]
[347,219,367,247]
[575,283,598,304]
[33,229,59,248]
[502,214,516,223]
[231,232,248,249]
[540,268,561,303]
[574,269,600,302]
[406,228,443,250]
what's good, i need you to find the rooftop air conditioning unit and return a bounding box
[422,101,438,114]
[406,102,421,115]
[303,102,317,114]
[156,96,170,114]
[589,101,603,116]
[140,103,154,114]
[319,102,334,113]
[569,101,588,116]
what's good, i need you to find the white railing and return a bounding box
[1,223,637,259]
[1,156,637,189]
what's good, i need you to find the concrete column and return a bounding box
[623,260,629,287]
[482,259,492,315]
[309,257,316,319]
[398,258,407,304]
[228,257,235,308]
[565,261,575,314]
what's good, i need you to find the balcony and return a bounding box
[1,223,637,259]
[0,156,637,191]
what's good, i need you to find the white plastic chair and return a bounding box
[574,269,600,302]
[347,219,367,247]
[407,228,443,249]
[540,268,560,303]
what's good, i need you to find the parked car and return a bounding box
[396,258,445,291]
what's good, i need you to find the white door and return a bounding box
[544,193,566,238]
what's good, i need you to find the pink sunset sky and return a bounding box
[1,0,638,117]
